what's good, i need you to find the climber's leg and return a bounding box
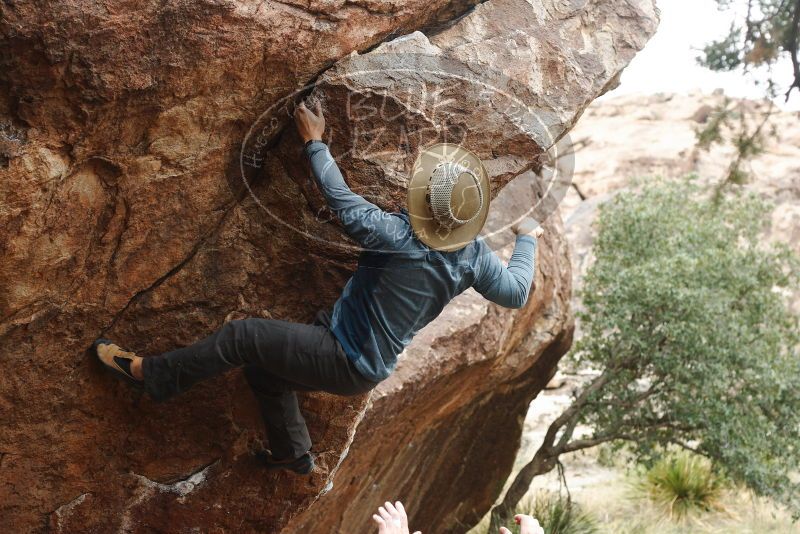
[141,317,310,402]
[141,311,377,402]
[242,365,313,460]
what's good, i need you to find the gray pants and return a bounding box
[142,310,378,460]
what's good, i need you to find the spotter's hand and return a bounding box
[294,99,325,143]
[372,501,421,534]
[499,514,544,534]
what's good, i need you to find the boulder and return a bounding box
[0,0,657,531]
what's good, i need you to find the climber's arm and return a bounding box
[295,100,408,249]
[473,220,542,309]
[304,140,409,249]
[473,236,537,309]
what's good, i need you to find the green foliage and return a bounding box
[595,442,620,468]
[697,0,800,99]
[694,0,798,199]
[700,26,745,72]
[635,452,725,520]
[494,493,598,534]
[694,99,775,189]
[570,178,800,514]
[694,101,734,150]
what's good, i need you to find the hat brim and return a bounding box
[407,143,490,252]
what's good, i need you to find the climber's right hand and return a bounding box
[499,514,544,534]
[294,99,325,143]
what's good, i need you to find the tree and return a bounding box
[698,0,800,101]
[694,96,777,189]
[693,1,798,191]
[488,179,800,531]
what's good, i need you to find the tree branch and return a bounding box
[718,99,775,189]
[559,419,699,454]
[571,182,587,201]
[555,409,582,451]
[541,368,617,450]
[744,0,756,42]
[560,433,628,454]
[586,380,663,410]
[668,439,704,456]
[784,0,800,100]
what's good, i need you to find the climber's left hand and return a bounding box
[373,501,421,534]
[294,99,325,143]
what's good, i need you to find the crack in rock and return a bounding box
[131,461,218,498]
[120,461,219,532]
[51,492,89,533]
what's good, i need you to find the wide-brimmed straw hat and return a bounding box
[407,143,490,252]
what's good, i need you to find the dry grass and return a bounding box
[467,388,799,534]
[581,478,798,533]
[468,447,799,534]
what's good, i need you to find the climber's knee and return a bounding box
[219,316,261,340]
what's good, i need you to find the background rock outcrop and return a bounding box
[559,92,800,313]
[1,0,657,532]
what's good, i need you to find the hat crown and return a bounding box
[407,143,489,252]
[427,162,484,229]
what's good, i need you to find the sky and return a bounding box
[603,0,800,110]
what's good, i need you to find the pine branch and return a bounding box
[785,0,800,100]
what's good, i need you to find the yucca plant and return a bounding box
[636,452,724,520]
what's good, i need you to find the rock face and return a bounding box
[0,1,657,532]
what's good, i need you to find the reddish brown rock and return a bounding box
[0,0,657,532]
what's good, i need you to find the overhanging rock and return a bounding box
[0,0,657,531]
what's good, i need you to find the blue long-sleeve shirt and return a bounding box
[305,141,537,382]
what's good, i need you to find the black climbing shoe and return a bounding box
[93,338,142,388]
[257,450,315,475]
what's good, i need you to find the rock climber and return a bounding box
[93,99,543,474]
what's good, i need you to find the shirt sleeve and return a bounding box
[305,141,410,250]
[472,235,537,309]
